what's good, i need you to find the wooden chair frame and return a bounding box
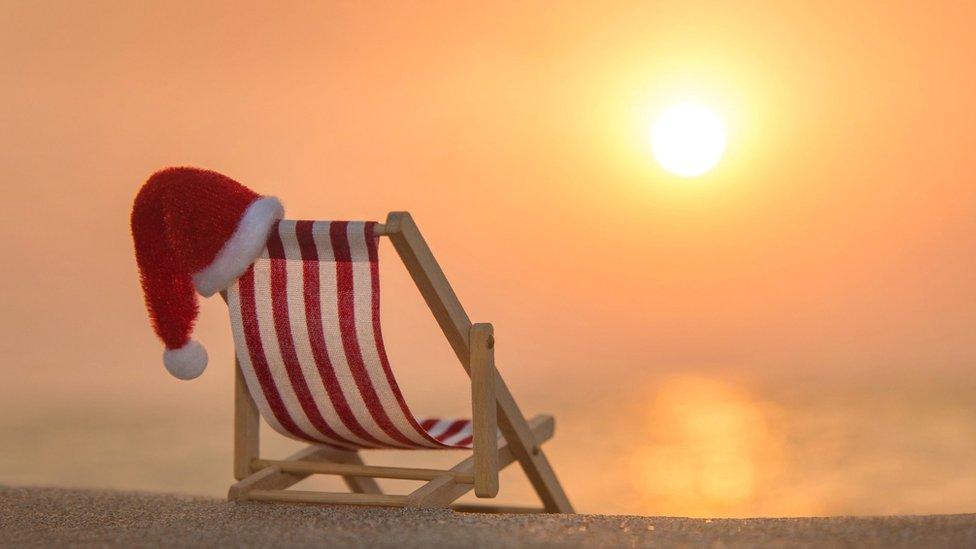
[224,212,574,513]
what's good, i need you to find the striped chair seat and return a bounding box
[227,220,473,450]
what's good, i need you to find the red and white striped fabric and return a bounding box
[227,220,473,451]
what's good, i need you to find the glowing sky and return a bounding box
[2,1,976,516]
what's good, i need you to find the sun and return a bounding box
[651,102,727,177]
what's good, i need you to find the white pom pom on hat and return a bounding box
[163,340,209,380]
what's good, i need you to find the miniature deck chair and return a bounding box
[221,212,574,513]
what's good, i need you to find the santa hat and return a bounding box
[131,167,284,380]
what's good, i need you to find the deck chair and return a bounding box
[221,212,574,513]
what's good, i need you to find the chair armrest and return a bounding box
[469,323,499,498]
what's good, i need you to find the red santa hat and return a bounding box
[131,167,284,380]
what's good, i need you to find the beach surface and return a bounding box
[3,486,975,548]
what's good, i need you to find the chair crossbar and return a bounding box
[248,490,408,507]
[252,459,475,483]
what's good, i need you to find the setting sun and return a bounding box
[651,102,727,177]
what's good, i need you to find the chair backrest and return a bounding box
[227,220,473,450]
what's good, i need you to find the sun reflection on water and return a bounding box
[633,374,780,516]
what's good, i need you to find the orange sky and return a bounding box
[2,1,975,516]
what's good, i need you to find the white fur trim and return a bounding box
[163,340,208,380]
[192,196,284,297]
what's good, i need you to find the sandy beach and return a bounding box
[3,486,974,548]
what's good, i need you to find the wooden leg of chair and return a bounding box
[470,323,499,499]
[229,445,382,501]
[233,355,260,481]
[494,386,574,513]
[405,414,555,509]
[225,291,261,482]
[512,441,570,512]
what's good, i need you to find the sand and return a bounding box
[2,486,975,548]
